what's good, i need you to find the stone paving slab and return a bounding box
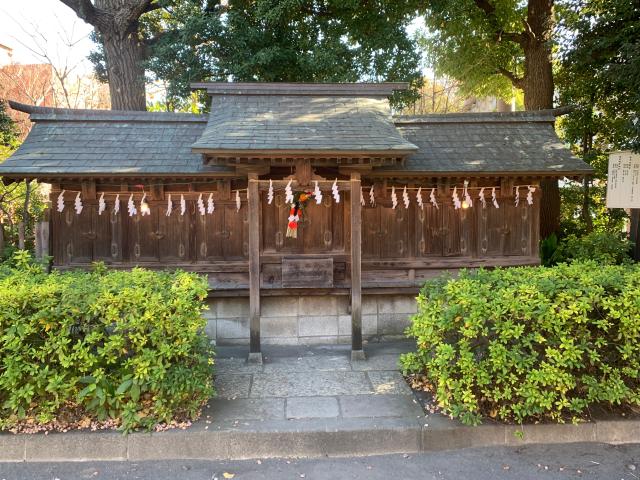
[351,353,402,371]
[339,395,424,419]
[206,398,285,421]
[286,397,340,419]
[367,371,414,395]
[262,355,351,373]
[214,374,252,399]
[250,371,373,397]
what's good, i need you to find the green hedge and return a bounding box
[401,262,640,425]
[0,257,214,432]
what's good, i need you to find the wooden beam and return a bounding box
[247,173,262,363]
[350,171,365,360]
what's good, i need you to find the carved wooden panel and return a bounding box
[281,257,333,288]
[380,206,410,258]
[262,192,344,254]
[93,207,122,262]
[503,202,533,256]
[477,205,506,256]
[362,206,380,259]
[222,203,248,260]
[158,202,190,262]
[64,203,93,264]
[127,207,158,263]
[415,204,442,257]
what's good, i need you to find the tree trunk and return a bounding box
[523,0,559,239]
[102,32,147,110]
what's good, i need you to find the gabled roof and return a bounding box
[191,84,418,157]
[392,111,593,176]
[0,102,233,178]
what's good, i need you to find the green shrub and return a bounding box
[401,262,640,426]
[0,256,214,432]
[544,231,632,266]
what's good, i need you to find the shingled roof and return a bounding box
[0,102,233,178]
[0,86,593,180]
[191,83,418,156]
[392,111,593,176]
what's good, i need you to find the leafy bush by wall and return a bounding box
[0,257,214,432]
[401,262,640,425]
[541,231,632,266]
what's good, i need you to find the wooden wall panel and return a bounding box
[362,206,380,259]
[380,206,409,258]
[477,205,506,256]
[158,204,190,262]
[127,209,158,263]
[64,204,93,264]
[415,204,442,257]
[93,207,122,262]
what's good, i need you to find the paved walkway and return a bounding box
[208,342,423,427]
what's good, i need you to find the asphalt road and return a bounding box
[1,443,639,480]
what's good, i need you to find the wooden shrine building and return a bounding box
[0,83,592,361]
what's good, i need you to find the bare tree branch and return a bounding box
[58,0,111,31]
[497,67,524,88]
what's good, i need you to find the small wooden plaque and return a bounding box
[281,257,334,288]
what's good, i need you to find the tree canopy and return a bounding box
[143,0,423,107]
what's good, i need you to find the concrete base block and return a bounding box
[128,431,227,460]
[596,420,640,444]
[351,349,366,361]
[247,352,263,364]
[0,435,25,462]
[25,432,127,461]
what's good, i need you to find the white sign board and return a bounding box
[607,151,640,208]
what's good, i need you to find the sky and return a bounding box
[0,0,94,71]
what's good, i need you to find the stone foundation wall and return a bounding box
[203,294,417,345]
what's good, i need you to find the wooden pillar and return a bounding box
[350,172,365,360]
[631,209,640,261]
[247,173,263,363]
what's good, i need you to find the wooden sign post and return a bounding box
[606,151,640,260]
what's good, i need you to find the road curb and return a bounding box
[1,417,638,462]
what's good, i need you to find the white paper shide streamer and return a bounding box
[180,194,186,216]
[391,186,398,209]
[463,180,473,208]
[207,193,215,214]
[527,186,536,205]
[197,193,205,216]
[74,192,83,214]
[332,179,340,204]
[113,194,120,214]
[98,192,106,215]
[491,187,499,209]
[166,194,173,216]
[452,186,462,210]
[401,186,409,209]
[313,180,322,205]
[430,188,439,209]
[360,187,366,206]
[127,194,137,216]
[267,179,274,205]
[416,187,424,209]
[514,187,520,207]
[235,190,241,211]
[369,185,375,206]
[285,179,294,204]
[56,190,65,212]
[140,193,150,216]
[478,187,486,208]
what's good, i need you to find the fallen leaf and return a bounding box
[223,473,235,479]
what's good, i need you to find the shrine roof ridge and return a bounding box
[393,110,559,124]
[7,101,207,123]
[190,82,409,97]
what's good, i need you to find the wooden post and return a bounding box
[247,173,262,363]
[350,172,365,360]
[631,209,640,262]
